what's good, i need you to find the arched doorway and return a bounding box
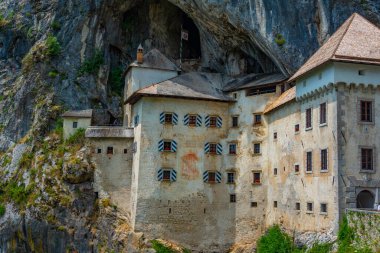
[356,190,375,209]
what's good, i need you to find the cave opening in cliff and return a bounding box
[121,0,201,65]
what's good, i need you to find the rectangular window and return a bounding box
[254,114,262,125]
[209,143,217,154]
[251,202,258,207]
[306,151,312,172]
[209,116,217,127]
[227,172,235,184]
[253,172,261,184]
[274,201,278,208]
[360,101,373,122]
[107,147,113,155]
[253,143,261,154]
[208,172,216,183]
[97,148,102,154]
[189,115,197,126]
[306,108,312,129]
[164,141,172,151]
[321,149,328,171]
[73,122,78,128]
[230,194,236,203]
[361,148,373,171]
[273,132,277,140]
[274,168,278,176]
[123,149,128,154]
[320,203,327,214]
[358,70,366,76]
[232,116,239,127]
[294,164,300,173]
[307,202,313,212]
[229,143,237,155]
[320,103,327,125]
[296,202,300,211]
[163,170,171,181]
[164,113,173,124]
[295,124,300,133]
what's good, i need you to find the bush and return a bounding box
[109,67,124,95]
[45,35,61,56]
[307,243,332,253]
[275,34,286,47]
[65,128,86,145]
[257,225,292,253]
[6,183,29,205]
[51,21,61,31]
[0,14,9,28]
[78,50,104,76]
[18,152,34,169]
[151,240,175,253]
[48,70,59,78]
[0,203,5,216]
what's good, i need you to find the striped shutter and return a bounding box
[216,171,222,183]
[171,140,177,152]
[170,170,177,182]
[203,171,209,182]
[204,142,210,154]
[159,112,165,124]
[217,116,223,128]
[172,113,178,125]
[184,114,189,126]
[205,115,210,127]
[158,140,164,152]
[157,169,163,181]
[217,143,223,155]
[196,115,202,127]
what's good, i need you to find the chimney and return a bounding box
[137,44,144,64]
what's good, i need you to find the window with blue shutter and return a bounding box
[184,114,202,127]
[204,142,222,155]
[205,115,222,128]
[160,112,178,125]
[157,168,177,182]
[203,171,222,183]
[158,140,177,152]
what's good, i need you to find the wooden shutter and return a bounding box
[158,140,164,152]
[170,170,177,182]
[216,171,222,183]
[157,169,163,181]
[160,112,165,124]
[217,116,223,128]
[172,113,178,125]
[171,140,177,152]
[216,143,223,155]
[205,115,210,127]
[184,114,189,126]
[204,142,210,153]
[196,115,202,127]
[203,171,209,182]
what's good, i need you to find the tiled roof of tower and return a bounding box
[127,48,179,72]
[125,72,235,104]
[263,87,296,114]
[288,13,380,82]
[62,109,93,118]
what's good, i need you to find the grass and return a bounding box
[0,203,5,216]
[65,128,86,146]
[6,183,29,205]
[48,70,59,78]
[45,35,61,56]
[151,240,176,253]
[78,49,104,76]
[275,34,286,47]
[0,14,10,28]
[257,225,292,253]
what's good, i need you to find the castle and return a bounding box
[62,13,380,251]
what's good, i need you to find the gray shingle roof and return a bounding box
[127,48,179,72]
[223,73,287,92]
[62,109,93,118]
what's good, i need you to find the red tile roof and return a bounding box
[289,13,380,82]
[263,87,296,114]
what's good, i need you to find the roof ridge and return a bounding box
[331,13,356,58]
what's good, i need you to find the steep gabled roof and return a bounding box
[62,109,93,118]
[223,73,287,92]
[289,13,380,82]
[125,72,234,104]
[127,48,179,72]
[263,87,296,114]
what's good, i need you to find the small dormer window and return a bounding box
[358,70,366,76]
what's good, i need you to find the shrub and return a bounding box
[51,21,61,31]
[257,225,292,253]
[6,183,29,205]
[78,49,104,76]
[54,118,64,136]
[45,35,61,56]
[19,152,34,169]
[65,128,86,145]
[0,14,9,28]
[109,66,124,95]
[0,94,4,102]
[48,70,59,78]
[275,34,286,47]
[0,203,5,216]
[151,240,175,253]
[307,242,332,253]
[338,215,355,253]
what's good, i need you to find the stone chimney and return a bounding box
[137,44,144,64]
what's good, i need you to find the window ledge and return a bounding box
[306,211,314,214]
[319,123,328,127]
[226,182,236,185]
[252,153,262,156]
[305,127,313,131]
[359,121,375,125]
[252,182,262,186]
[320,212,328,216]
[305,171,313,174]
[320,169,329,173]
[360,170,376,174]
[294,131,300,135]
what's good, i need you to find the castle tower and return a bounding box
[137,44,144,64]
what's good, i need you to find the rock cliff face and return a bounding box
[0,0,379,252]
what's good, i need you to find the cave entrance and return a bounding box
[121,0,201,64]
[356,190,374,209]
